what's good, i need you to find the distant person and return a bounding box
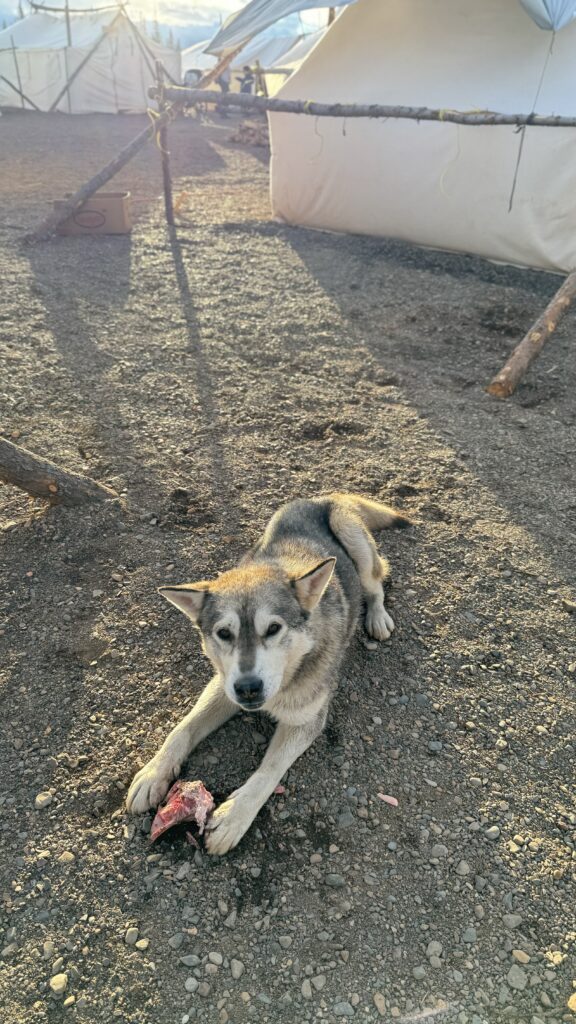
[239,66,255,94]
[216,65,231,117]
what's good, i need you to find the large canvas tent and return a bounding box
[0,9,180,114]
[265,0,576,273]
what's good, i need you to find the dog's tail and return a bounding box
[330,492,412,531]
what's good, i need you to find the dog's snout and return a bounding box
[234,675,264,706]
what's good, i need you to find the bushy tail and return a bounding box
[329,492,412,531]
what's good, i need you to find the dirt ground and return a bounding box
[0,111,575,1024]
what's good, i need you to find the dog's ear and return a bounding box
[292,557,336,611]
[158,584,209,624]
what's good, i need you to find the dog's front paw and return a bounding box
[125,758,176,814]
[366,602,395,641]
[204,792,254,856]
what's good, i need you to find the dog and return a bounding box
[126,493,410,854]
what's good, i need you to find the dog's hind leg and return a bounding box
[126,676,237,814]
[329,505,395,641]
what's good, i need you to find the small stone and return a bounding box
[208,951,223,965]
[503,914,523,930]
[301,979,313,999]
[312,975,326,991]
[413,965,426,980]
[462,927,477,944]
[373,992,386,1017]
[334,1001,355,1018]
[184,978,199,993]
[197,982,211,997]
[325,873,346,887]
[168,933,185,949]
[431,844,448,858]
[35,792,53,809]
[180,955,200,967]
[512,949,530,964]
[63,996,75,1008]
[567,993,576,1013]
[49,973,68,995]
[486,825,500,840]
[124,928,139,945]
[231,959,244,980]
[507,964,527,991]
[135,939,149,951]
[456,860,471,876]
[58,852,75,864]
[428,741,443,753]
[426,940,442,958]
[278,935,292,949]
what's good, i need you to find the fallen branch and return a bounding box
[153,87,576,128]
[23,108,171,243]
[0,438,118,506]
[486,273,576,398]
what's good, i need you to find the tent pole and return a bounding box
[155,60,175,226]
[0,72,41,111]
[10,36,25,109]
[49,24,111,112]
[64,0,72,112]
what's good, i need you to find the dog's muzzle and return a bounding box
[234,675,264,709]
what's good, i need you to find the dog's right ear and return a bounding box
[158,584,209,624]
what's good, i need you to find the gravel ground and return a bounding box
[1,112,575,1024]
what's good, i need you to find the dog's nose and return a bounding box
[234,675,264,706]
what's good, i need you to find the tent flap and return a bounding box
[518,0,576,30]
[207,0,356,55]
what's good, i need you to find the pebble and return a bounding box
[124,928,139,945]
[49,973,68,995]
[63,996,75,1008]
[180,955,201,967]
[462,927,477,943]
[312,975,326,991]
[325,873,346,887]
[426,940,442,958]
[278,935,292,949]
[512,949,530,964]
[373,992,386,1017]
[197,982,211,997]
[567,993,576,1013]
[334,1001,355,1018]
[135,939,149,951]
[503,914,523,930]
[431,844,448,858]
[185,978,199,993]
[507,964,527,991]
[413,965,426,980]
[301,979,312,999]
[58,852,75,864]
[208,952,223,965]
[169,933,185,949]
[35,792,53,809]
[230,959,245,980]
[486,825,501,840]
[456,860,471,876]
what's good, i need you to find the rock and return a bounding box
[224,910,237,928]
[456,860,471,876]
[278,935,292,949]
[49,973,68,995]
[312,975,326,991]
[567,993,576,1013]
[58,852,75,864]
[507,965,527,991]
[168,933,185,949]
[426,940,443,958]
[180,955,200,968]
[208,952,223,965]
[512,949,530,964]
[334,1001,355,1017]
[124,928,139,945]
[462,927,477,943]
[35,792,53,809]
[231,959,245,980]
[197,982,211,997]
[413,965,426,980]
[135,939,149,951]
[338,809,355,829]
[431,844,448,858]
[325,873,346,887]
[503,914,523,930]
[486,826,500,841]
[373,992,386,1017]
[184,977,199,993]
[301,979,312,999]
[63,996,75,1008]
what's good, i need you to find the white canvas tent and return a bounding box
[181,24,312,86]
[0,9,180,114]
[269,0,576,273]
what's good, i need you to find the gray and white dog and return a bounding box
[126,493,409,855]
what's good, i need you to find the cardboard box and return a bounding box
[55,191,132,236]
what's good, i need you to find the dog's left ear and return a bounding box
[293,557,336,611]
[158,584,209,624]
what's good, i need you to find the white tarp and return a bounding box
[270,0,576,272]
[0,10,180,113]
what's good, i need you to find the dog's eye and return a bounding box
[216,627,233,642]
[266,622,282,637]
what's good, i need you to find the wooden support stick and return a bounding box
[153,87,576,128]
[486,272,576,398]
[0,73,41,111]
[0,438,118,506]
[196,46,243,90]
[155,60,174,226]
[24,109,171,243]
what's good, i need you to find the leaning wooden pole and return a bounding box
[487,272,576,398]
[155,60,174,227]
[24,109,171,243]
[0,438,118,506]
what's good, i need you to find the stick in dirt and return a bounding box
[486,272,576,398]
[155,60,175,226]
[0,438,118,506]
[23,108,171,243]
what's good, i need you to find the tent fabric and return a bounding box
[519,0,576,29]
[264,27,324,94]
[207,0,354,55]
[269,0,576,273]
[0,10,180,113]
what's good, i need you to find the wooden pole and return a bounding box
[10,36,25,110]
[49,20,113,112]
[196,46,243,90]
[155,60,174,226]
[24,109,171,243]
[0,73,41,111]
[154,87,576,128]
[0,438,118,506]
[486,272,576,398]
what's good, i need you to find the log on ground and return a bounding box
[0,438,119,506]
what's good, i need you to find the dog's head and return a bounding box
[159,558,335,711]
